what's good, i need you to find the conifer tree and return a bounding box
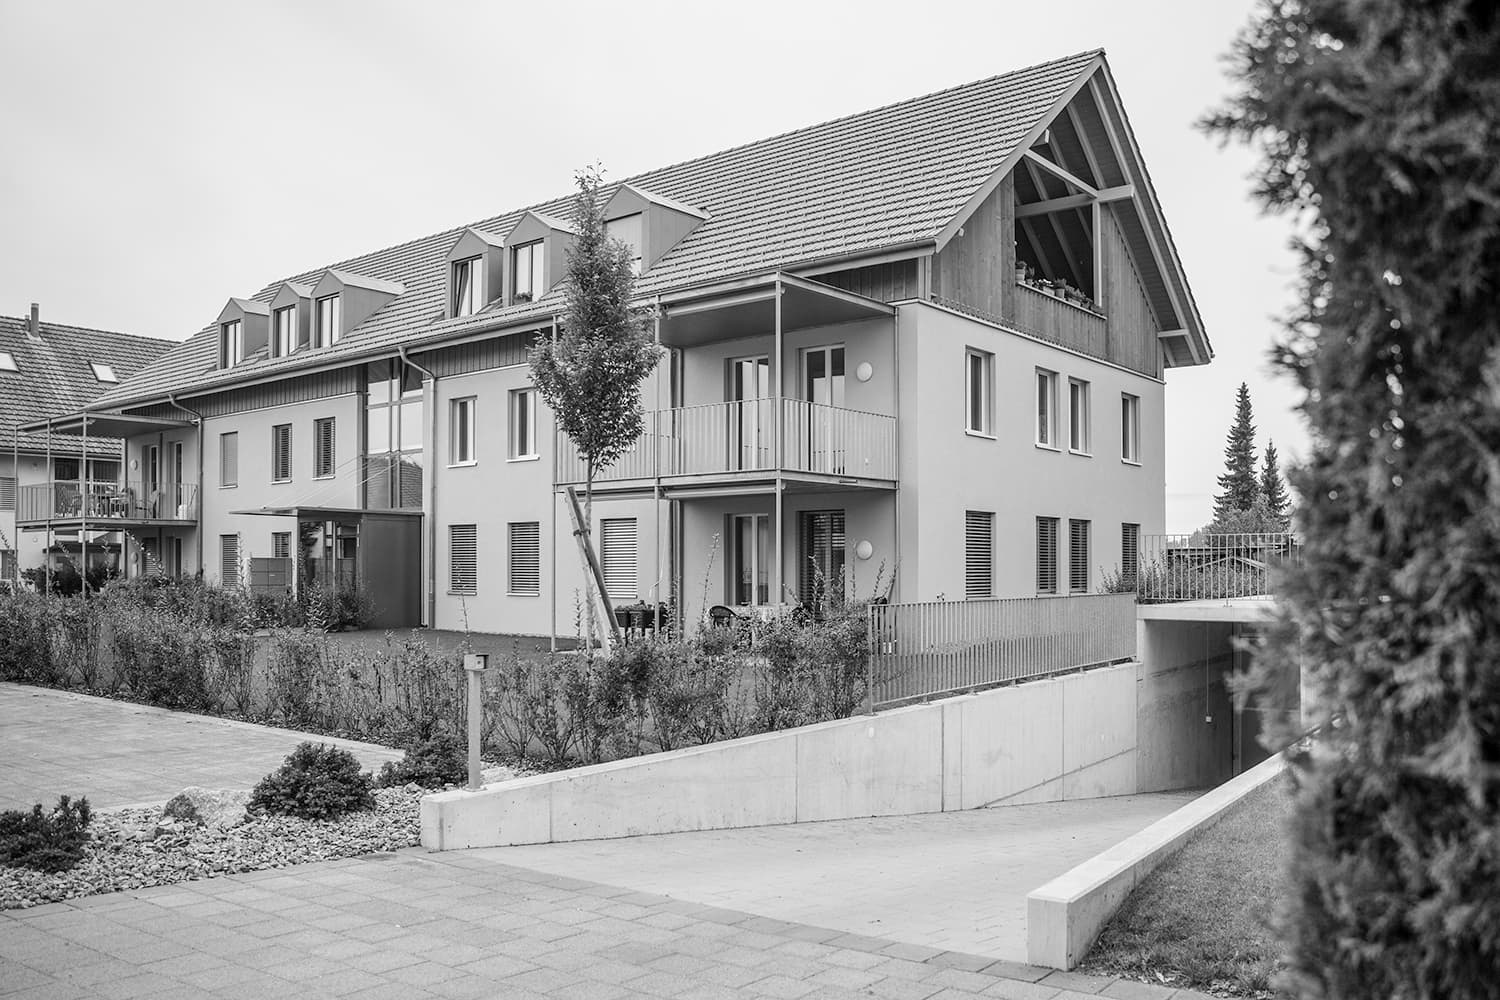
[1211,382,1259,523]
[1260,439,1290,530]
[1208,1,1500,996]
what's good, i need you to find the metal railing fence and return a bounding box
[1132,532,1301,603]
[17,480,199,524]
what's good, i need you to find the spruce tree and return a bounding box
[1260,439,1290,530]
[1207,1,1500,996]
[1211,382,1259,523]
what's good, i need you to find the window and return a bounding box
[512,241,543,303]
[1121,393,1141,463]
[364,360,424,509]
[271,424,292,483]
[508,521,540,595]
[965,349,993,435]
[273,306,296,357]
[314,417,336,478]
[1121,523,1140,591]
[450,397,476,465]
[315,294,341,347]
[1036,369,1058,447]
[452,256,483,317]
[730,513,771,605]
[89,362,118,383]
[449,524,477,595]
[0,476,14,511]
[272,532,291,560]
[220,535,239,587]
[219,432,238,487]
[965,511,994,599]
[600,518,638,602]
[1068,378,1091,454]
[510,388,537,459]
[799,510,846,608]
[1069,519,1091,593]
[0,351,16,372]
[605,214,643,274]
[1036,516,1059,594]
[219,320,242,368]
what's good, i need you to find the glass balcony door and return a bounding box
[727,356,770,471]
[730,513,771,606]
[801,345,846,474]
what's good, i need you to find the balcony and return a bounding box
[16,481,199,528]
[557,399,897,490]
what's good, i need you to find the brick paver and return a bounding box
[0,849,1211,999]
[471,792,1197,962]
[0,682,403,810]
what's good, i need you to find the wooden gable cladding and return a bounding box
[932,174,1016,321]
[417,330,539,378]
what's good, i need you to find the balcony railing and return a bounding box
[557,399,897,485]
[16,481,199,525]
[1132,532,1301,603]
[1012,282,1108,357]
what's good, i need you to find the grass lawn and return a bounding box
[1079,775,1293,997]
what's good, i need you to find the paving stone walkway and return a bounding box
[0,682,403,810]
[0,848,1210,1000]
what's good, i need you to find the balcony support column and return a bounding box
[44,419,52,595]
[80,415,88,597]
[772,276,784,606]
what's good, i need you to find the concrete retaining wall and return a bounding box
[422,661,1143,850]
[1025,748,1288,970]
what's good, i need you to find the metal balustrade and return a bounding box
[16,481,199,524]
[1132,532,1301,603]
[867,592,1137,709]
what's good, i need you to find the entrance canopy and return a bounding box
[657,272,894,348]
[18,410,192,439]
[229,505,421,520]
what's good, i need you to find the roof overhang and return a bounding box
[658,272,894,348]
[230,505,422,520]
[18,411,193,438]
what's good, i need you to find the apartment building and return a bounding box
[2,306,175,581]
[25,50,1210,632]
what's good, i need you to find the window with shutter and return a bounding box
[449,524,477,595]
[271,424,292,483]
[798,510,846,607]
[964,511,994,598]
[508,522,540,595]
[0,476,15,511]
[314,418,335,478]
[1121,522,1140,590]
[1069,519,1091,593]
[220,432,238,487]
[600,518,638,601]
[1037,517,1059,594]
[272,532,291,560]
[220,534,239,587]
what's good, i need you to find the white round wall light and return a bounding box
[855,539,874,561]
[855,361,874,383]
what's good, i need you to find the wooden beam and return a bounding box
[1023,149,1098,197]
[1092,201,1103,302]
[1019,218,1059,280]
[1066,103,1106,188]
[1015,184,1133,218]
[1021,157,1085,289]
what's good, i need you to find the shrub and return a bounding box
[248,742,374,820]
[375,734,467,789]
[0,795,92,872]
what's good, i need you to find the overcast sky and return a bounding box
[0,0,1301,533]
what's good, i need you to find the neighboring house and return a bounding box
[28,50,1210,632]
[1,306,175,582]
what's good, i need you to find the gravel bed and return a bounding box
[0,787,422,910]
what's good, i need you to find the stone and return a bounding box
[160,787,251,831]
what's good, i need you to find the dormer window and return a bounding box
[452,256,483,317]
[316,294,341,348]
[0,351,16,373]
[273,305,296,357]
[512,242,543,303]
[89,362,118,383]
[219,320,243,368]
[604,214,643,275]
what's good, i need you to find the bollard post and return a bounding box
[462,653,489,790]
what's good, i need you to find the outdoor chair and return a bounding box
[708,605,738,628]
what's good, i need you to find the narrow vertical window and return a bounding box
[1068,378,1091,454]
[220,534,239,587]
[510,388,537,459]
[1121,522,1140,591]
[220,320,242,368]
[1036,369,1058,447]
[965,511,994,599]
[449,524,477,595]
[272,532,291,560]
[452,257,482,317]
[965,349,993,435]
[600,518,638,602]
[1036,516,1059,594]
[219,432,238,488]
[273,306,296,357]
[0,476,15,511]
[508,521,540,595]
[450,398,476,465]
[271,424,292,483]
[512,241,543,303]
[314,417,336,478]
[1121,393,1141,463]
[1069,519,1091,593]
[316,294,341,347]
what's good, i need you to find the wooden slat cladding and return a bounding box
[932,174,1015,319]
[417,330,539,378]
[1010,284,1109,358]
[815,260,919,302]
[1098,205,1163,376]
[128,368,361,420]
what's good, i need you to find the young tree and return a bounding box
[1207,2,1500,997]
[529,165,663,646]
[1260,439,1290,530]
[1211,382,1259,524]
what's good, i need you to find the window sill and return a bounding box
[1069,449,1093,458]
[1035,442,1061,453]
[964,429,996,441]
[1121,458,1142,467]
[271,479,291,485]
[219,484,238,489]
[447,590,477,598]
[508,454,541,463]
[448,461,478,469]
[508,591,541,598]
[313,474,335,481]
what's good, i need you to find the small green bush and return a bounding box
[375,735,467,789]
[248,743,374,820]
[0,795,92,872]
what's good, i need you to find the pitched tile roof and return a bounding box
[0,314,175,456]
[98,49,1104,410]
